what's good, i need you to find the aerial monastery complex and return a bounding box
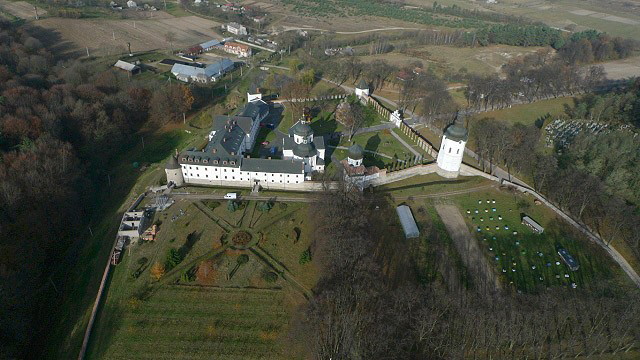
[166,84,467,190]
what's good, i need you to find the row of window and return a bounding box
[186,174,300,184]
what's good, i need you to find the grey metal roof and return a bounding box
[357,78,368,90]
[205,122,246,157]
[214,115,253,135]
[114,60,139,72]
[290,120,313,137]
[348,143,363,160]
[171,59,234,79]
[239,100,269,120]
[178,149,240,168]
[200,39,221,48]
[166,155,180,169]
[293,142,317,158]
[444,114,468,142]
[396,205,419,239]
[314,135,325,150]
[204,58,234,77]
[241,158,304,174]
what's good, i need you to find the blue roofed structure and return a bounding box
[396,205,419,239]
[171,58,234,83]
[200,39,222,51]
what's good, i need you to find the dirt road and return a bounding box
[435,204,501,295]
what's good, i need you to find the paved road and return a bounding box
[172,193,314,202]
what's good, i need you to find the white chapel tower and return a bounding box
[436,114,468,178]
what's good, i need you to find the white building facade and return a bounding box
[436,115,468,178]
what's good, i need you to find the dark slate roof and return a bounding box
[444,115,468,142]
[214,115,253,135]
[293,142,317,158]
[239,100,269,120]
[290,120,313,137]
[166,155,181,169]
[356,78,368,90]
[314,136,325,150]
[348,143,364,160]
[282,135,296,151]
[178,150,240,168]
[241,158,304,174]
[205,122,246,157]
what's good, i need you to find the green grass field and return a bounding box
[473,97,573,126]
[449,188,623,293]
[377,173,492,197]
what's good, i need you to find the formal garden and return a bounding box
[86,199,316,359]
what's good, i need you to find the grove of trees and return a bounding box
[0,20,196,358]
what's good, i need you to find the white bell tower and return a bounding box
[436,114,468,178]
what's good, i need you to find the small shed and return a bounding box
[113,60,140,75]
[396,205,419,239]
[521,215,544,234]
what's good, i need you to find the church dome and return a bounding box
[291,121,313,137]
[347,143,364,160]
[166,155,181,170]
[444,116,468,142]
[293,142,317,158]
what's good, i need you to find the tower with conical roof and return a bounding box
[347,143,363,167]
[436,113,468,178]
[355,79,370,98]
[165,151,185,187]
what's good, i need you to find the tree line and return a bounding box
[465,50,606,111]
[289,185,640,359]
[0,20,196,358]
[558,30,638,65]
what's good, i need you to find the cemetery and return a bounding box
[544,119,633,148]
[454,189,617,293]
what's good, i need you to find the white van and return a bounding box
[224,193,237,200]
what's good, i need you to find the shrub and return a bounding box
[232,231,252,246]
[299,248,312,265]
[262,271,278,283]
[279,202,288,210]
[150,262,165,280]
[165,248,184,269]
[237,254,249,265]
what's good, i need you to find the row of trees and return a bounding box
[0,20,197,358]
[292,185,640,359]
[465,50,606,111]
[564,88,640,125]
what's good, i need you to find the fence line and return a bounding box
[77,193,146,360]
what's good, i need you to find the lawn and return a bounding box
[473,96,573,126]
[449,188,623,293]
[376,172,492,197]
[335,129,411,168]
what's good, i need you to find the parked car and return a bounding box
[261,141,270,146]
[224,193,237,200]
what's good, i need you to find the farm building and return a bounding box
[226,22,247,36]
[199,39,222,51]
[396,205,419,239]
[223,42,252,58]
[522,215,544,234]
[113,60,140,75]
[171,58,235,83]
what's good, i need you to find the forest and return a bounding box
[0,20,195,358]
